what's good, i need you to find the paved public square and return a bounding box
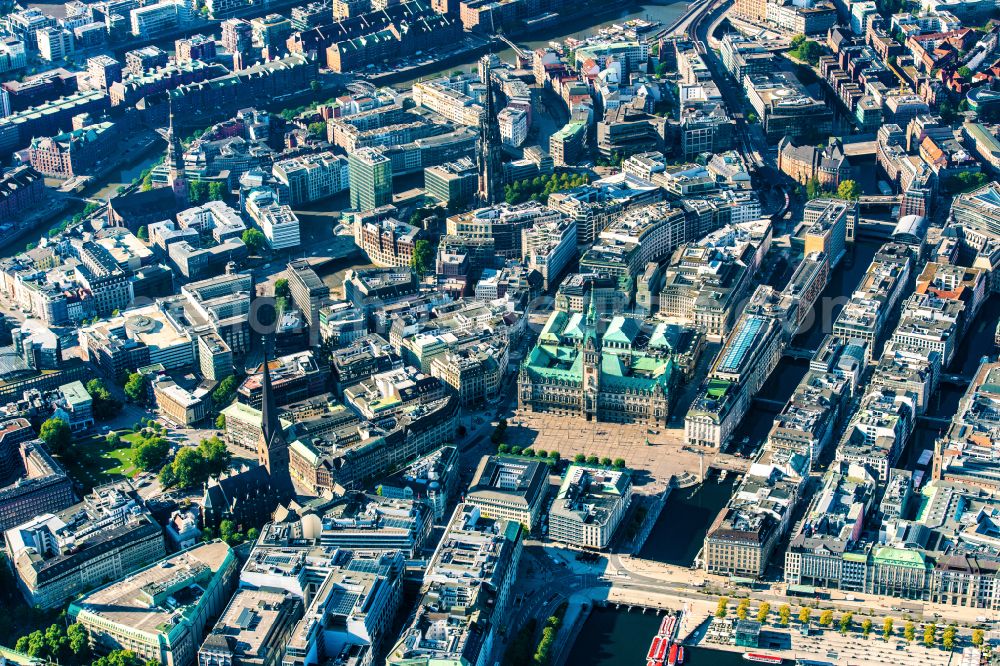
[505,410,711,492]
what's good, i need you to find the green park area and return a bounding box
[58,431,142,493]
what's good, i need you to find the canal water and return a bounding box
[639,475,736,566]
[793,238,883,351]
[567,606,748,666]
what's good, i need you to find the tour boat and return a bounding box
[647,637,661,661]
[667,643,679,666]
[654,637,668,662]
[743,654,783,664]
[658,615,675,639]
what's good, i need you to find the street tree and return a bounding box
[923,623,936,648]
[819,610,834,627]
[972,629,985,647]
[799,607,812,625]
[883,618,894,640]
[242,228,265,254]
[199,435,231,478]
[839,612,853,634]
[67,623,89,658]
[409,239,434,276]
[39,417,71,455]
[778,604,791,626]
[715,597,729,618]
[837,179,861,201]
[87,378,122,419]
[736,599,751,621]
[220,519,237,544]
[942,625,957,651]
[171,447,208,488]
[212,375,238,410]
[134,436,170,471]
[861,618,872,638]
[124,371,148,404]
[757,602,770,624]
[904,621,915,643]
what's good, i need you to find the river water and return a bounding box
[391,0,690,88]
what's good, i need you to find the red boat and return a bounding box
[667,643,679,666]
[654,638,667,661]
[742,653,783,664]
[647,637,660,661]
[658,616,675,638]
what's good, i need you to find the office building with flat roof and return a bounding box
[388,504,522,666]
[467,455,550,530]
[286,258,329,337]
[0,423,74,532]
[239,546,403,666]
[197,587,303,666]
[549,464,632,549]
[261,492,431,556]
[424,157,477,208]
[70,541,237,666]
[5,481,166,608]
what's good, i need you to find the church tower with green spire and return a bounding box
[582,291,600,420]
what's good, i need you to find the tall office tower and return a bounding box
[348,147,392,212]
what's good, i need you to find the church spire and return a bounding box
[165,95,188,206]
[476,54,503,206]
[260,336,280,449]
[257,335,294,503]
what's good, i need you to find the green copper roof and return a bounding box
[538,310,567,344]
[563,312,586,340]
[873,547,926,568]
[648,322,673,350]
[602,353,627,377]
[604,316,640,345]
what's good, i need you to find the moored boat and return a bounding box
[647,637,660,661]
[654,638,667,661]
[743,653,783,664]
